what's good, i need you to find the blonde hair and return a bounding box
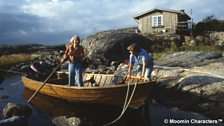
[70,35,80,44]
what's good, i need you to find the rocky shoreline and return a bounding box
[1,50,223,125]
[3,50,224,118]
[1,30,224,125]
[0,44,66,56]
[153,51,224,120]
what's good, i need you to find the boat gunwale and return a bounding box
[22,76,156,90]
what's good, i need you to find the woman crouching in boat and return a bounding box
[61,35,85,87]
[127,43,154,80]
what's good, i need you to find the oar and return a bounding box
[27,61,63,103]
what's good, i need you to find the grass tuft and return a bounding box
[0,54,33,69]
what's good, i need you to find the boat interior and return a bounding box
[46,72,151,87]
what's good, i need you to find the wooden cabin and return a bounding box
[133,8,191,34]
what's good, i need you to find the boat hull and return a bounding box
[22,75,155,106]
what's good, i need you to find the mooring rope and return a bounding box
[103,80,138,126]
[0,69,23,85]
[10,80,22,86]
[0,69,23,74]
[122,80,130,113]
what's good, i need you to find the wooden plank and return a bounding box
[102,76,107,86]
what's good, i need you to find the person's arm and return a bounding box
[127,55,134,78]
[127,63,133,78]
[141,60,148,78]
[140,52,149,79]
[61,46,70,62]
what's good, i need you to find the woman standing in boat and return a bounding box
[127,43,154,80]
[61,35,85,87]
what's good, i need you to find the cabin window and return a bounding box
[152,15,163,27]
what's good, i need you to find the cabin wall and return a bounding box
[163,11,178,33]
[139,15,151,33]
[138,11,178,34]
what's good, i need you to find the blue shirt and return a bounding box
[129,48,154,69]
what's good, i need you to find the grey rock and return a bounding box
[52,116,93,126]
[155,51,223,67]
[154,60,224,119]
[3,103,32,118]
[0,116,27,126]
[82,31,152,66]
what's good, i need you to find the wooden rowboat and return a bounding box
[22,72,156,106]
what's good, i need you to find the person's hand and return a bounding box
[143,78,150,81]
[68,51,74,55]
[140,76,150,81]
[137,75,144,80]
[61,58,65,63]
[137,76,144,79]
[127,74,131,79]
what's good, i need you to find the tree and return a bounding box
[194,15,224,35]
[202,15,217,23]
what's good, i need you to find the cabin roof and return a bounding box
[133,7,191,20]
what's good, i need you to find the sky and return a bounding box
[0,0,223,45]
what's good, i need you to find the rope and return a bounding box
[0,69,23,74]
[122,80,130,113]
[10,80,22,86]
[0,69,23,85]
[103,80,138,126]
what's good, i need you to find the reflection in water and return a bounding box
[23,88,149,126]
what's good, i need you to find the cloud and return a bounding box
[18,0,142,40]
[0,0,224,45]
[22,0,74,18]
